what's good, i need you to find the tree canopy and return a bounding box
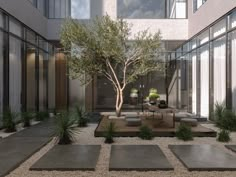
[60,15,165,116]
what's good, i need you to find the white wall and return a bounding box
[188,0,236,38]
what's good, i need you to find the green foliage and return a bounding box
[149,92,160,99]
[131,88,138,93]
[217,129,231,142]
[55,112,78,145]
[104,122,116,144]
[36,111,49,121]
[139,125,153,140]
[149,88,158,94]
[3,108,17,133]
[21,112,34,127]
[60,15,164,116]
[214,102,236,131]
[75,105,88,127]
[176,124,193,141]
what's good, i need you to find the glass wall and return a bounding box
[231,30,236,111]
[26,45,36,111]
[9,36,22,112]
[38,50,48,111]
[117,0,187,19]
[48,0,90,19]
[0,9,56,115]
[0,31,3,113]
[168,8,236,119]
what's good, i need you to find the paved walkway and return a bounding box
[30,145,101,171]
[169,145,236,171]
[0,119,54,177]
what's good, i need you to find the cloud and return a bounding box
[118,0,165,19]
[71,0,90,19]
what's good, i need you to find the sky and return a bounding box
[118,0,166,19]
[71,0,90,19]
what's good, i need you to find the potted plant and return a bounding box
[148,88,160,105]
[130,88,138,105]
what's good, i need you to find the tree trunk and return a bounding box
[115,89,123,117]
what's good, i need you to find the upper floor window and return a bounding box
[193,0,207,13]
[117,0,186,19]
[48,0,90,19]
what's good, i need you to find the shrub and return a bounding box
[3,108,17,133]
[36,111,49,121]
[21,112,34,127]
[55,112,78,145]
[176,124,193,141]
[139,125,153,140]
[75,105,88,127]
[214,103,236,131]
[217,129,231,142]
[104,122,116,144]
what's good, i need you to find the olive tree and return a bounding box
[60,15,164,117]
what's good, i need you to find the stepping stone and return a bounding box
[0,137,50,177]
[225,145,236,153]
[30,145,101,171]
[109,145,173,171]
[169,145,236,171]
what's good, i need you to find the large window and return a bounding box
[39,50,48,111]
[48,0,90,19]
[231,30,236,111]
[213,37,226,106]
[26,45,37,111]
[193,0,207,13]
[200,44,209,117]
[9,36,22,112]
[117,0,186,19]
[0,31,3,112]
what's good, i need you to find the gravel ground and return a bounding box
[6,123,236,177]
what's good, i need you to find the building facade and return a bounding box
[0,0,235,120]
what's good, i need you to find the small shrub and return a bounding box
[3,108,17,133]
[176,124,193,141]
[36,111,49,121]
[55,112,78,145]
[217,129,231,142]
[104,122,116,144]
[21,112,33,127]
[139,125,153,140]
[75,105,88,127]
[214,102,236,131]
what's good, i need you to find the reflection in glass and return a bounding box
[26,45,36,111]
[200,44,209,117]
[48,51,55,109]
[0,31,3,112]
[39,50,48,111]
[9,36,22,112]
[118,0,166,19]
[231,31,236,111]
[71,0,90,19]
[9,19,22,37]
[213,37,226,106]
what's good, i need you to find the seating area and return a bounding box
[95,115,217,137]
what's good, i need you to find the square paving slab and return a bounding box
[0,137,50,177]
[169,145,236,171]
[30,145,101,171]
[109,145,173,171]
[225,145,236,153]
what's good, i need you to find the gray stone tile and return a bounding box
[169,145,236,171]
[30,145,101,171]
[109,145,173,171]
[225,145,236,153]
[0,137,51,177]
